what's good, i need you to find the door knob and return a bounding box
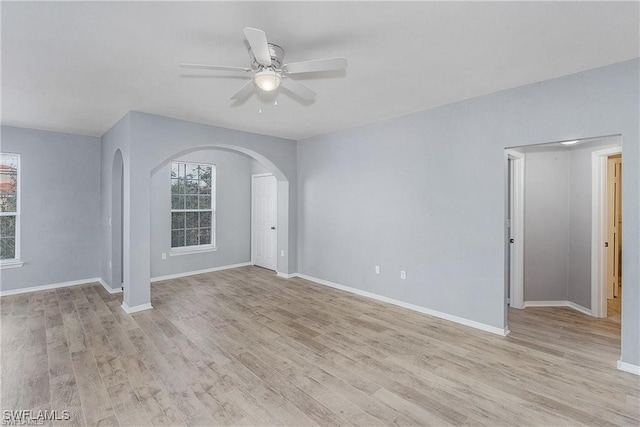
[271,226,276,230]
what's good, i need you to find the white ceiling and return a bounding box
[2,1,638,140]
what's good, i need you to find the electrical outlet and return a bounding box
[281,250,285,257]
[400,270,406,280]
[375,265,380,274]
[161,253,167,260]
[109,260,112,269]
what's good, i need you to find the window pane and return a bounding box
[199,195,211,209]
[171,195,184,210]
[199,212,211,228]
[185,195,198,209]
[0,196,17,213]
[198,180,211,195]
[0,154,18,201]
[0,238,15,260]
[0,154,18,169]
[186,229,199,246]
[186,164,199,180]
[171,178,183,195]
[0,216,16,238]
[199,165,212,185]
[185,212,199,229]
[0,174,16,196]
[171,212,185,230]
[171,162,179,178]
[199,228,211,245]
[185,180,198,194]
[171,230,185,247]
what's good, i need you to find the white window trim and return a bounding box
[0,259,24,269]
[0,153,22,269]
[170,161,217,253]
[169,244,218,256]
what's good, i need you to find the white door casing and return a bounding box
[252,174,278,271]
[505,149,525,310]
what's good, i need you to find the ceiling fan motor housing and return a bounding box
[249,43,285,70]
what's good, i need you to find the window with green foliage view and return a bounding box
[170,162,215,249]
[0,154,19,260]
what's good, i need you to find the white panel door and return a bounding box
[252,175,277,271]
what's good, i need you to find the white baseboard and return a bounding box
[0,277,103,297]
[151,262,252,282]
[567,301,592,316]
[276,271,296,279]
[617,360,640,376]
[524,300,592,316]
[98,278,123,294]
[121,302,153,314]
[524,300,567,307]
[295,273,509,336]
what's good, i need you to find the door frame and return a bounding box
[591,146,622,318]
[251,173,278,270]
[111,149,124,291]
[505,149,525,309]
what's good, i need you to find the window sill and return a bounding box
[169,246,217,257]
[0,260,24,269]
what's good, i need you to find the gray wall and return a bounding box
[0,126,101,291]
[150,149,252,278]
[567,148,592,309]
[297,59,640,366]
[524,150,570,302]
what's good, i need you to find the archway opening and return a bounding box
[149,145,290,284]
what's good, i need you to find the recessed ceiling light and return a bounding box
[561,140,580,146]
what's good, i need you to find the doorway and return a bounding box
[251,173,278,271]
[506,136,622,318]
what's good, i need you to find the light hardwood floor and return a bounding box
[1,266,638,426]
[608,288,622,324]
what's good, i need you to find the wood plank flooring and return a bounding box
[608,288,622,324]
[1,266,638,426]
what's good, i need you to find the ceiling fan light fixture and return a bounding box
[254,69,281,92]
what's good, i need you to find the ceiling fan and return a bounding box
[180,27,347,101]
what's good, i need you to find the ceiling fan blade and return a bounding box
[281,78,316,100]
[243,27,272,67]
[180,63,252,73]
[284,57,347,74]
[231,80,255,100]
